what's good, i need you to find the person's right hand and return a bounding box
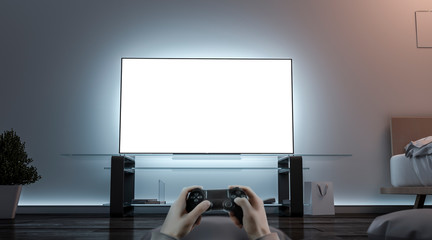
[228,185,272,240]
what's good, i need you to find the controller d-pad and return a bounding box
[191,192,201,198]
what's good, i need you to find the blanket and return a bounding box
[405,136,432,158]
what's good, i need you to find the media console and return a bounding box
[109,155,304,217]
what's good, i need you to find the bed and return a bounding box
[381,117,432,208]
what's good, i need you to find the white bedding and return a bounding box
[390,154,432,187]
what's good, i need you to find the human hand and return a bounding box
[160,186,211,239]
[228,185,271,240]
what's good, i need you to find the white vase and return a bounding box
[0,185,22,219]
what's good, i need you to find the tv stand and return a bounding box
[109,155,303,217]
[110,156,135,217]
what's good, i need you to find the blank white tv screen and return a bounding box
[120,58,293,154]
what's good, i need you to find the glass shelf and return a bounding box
[288,153,352,156]
[104,167,310,171]
[62,153,352,157]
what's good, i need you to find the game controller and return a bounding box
[186,187,248,224]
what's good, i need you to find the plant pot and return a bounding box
[0,185,22,219]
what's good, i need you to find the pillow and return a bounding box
[368,209,432,240]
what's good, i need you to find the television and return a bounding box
[119,58,293,154]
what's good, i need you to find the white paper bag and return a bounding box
[304,181,335,215]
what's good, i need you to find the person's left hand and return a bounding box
[160,186,211,239]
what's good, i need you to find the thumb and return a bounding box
[234,197,252,212]
[188,200,211,220]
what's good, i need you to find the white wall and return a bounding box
[1,0,432,206]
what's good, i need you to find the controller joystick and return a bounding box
[186,187,248,224]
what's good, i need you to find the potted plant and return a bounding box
[0,129,41,219]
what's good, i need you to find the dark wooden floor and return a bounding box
[0,213,377,240]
